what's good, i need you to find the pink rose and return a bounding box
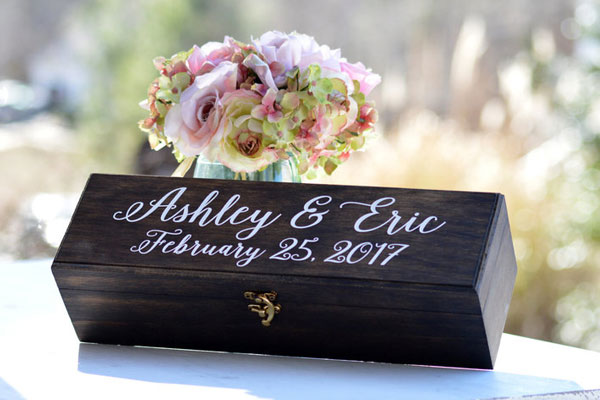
[340,61,381,96]
[295,41,341,73]
[165,61,238,157]
[250,31,342,89]
[242,54,278,90]
[253,31,304,72]
[187,37,237,75]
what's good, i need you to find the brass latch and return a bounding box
[244,291,281,327]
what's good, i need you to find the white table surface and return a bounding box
[1,259,599,400]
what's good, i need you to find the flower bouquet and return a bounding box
[139,31,381,180]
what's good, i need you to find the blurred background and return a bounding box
[1,0,599,351]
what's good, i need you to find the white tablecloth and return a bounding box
[1,259,599,400]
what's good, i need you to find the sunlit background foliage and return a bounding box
[1,0,599,351]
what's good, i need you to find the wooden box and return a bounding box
[52,173,517,369]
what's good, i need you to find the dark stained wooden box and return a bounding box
[52,173,517,369]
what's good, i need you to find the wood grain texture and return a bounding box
[52,264,482,315]
[55,173,498,286]
[52,173,518,369]
[476,196,518,365]
[57,288,492,368]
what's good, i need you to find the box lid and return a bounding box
[54,173,500,289]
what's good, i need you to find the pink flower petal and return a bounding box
[267,111,283,123]
[242,54,277,90]
[251,105,267,120]
[263,88,277,106]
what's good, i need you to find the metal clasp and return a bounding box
[244,291,281,327]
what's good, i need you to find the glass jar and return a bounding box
[193,155,301,183]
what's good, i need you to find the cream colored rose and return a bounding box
[206,89,278,172]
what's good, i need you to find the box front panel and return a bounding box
[56,275,491,369]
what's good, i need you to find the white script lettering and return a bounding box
[130,229,266,267]
[339,197,446,235]
[113,187,281,240]
[290,195,332,229]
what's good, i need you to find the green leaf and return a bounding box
[158,75,172,89]
[351,135,366,150]
[298,91,318,109]
[171,72,191,91]
[156,89,178,103]
[298,68,311,90]
[297,158,308,175]
[317,78,333,93]
[155,100,168,116]
[312,78,333,104]
[351,80,366,106]
[286,67,299,79]
[353,80,361,94]
[262,120,278,138]
[330,78,348,96]
[324,159,338,175]
[308,64,322,81]
[281,92,300,110]
[352,91,366,106]
[306,168,318,180]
